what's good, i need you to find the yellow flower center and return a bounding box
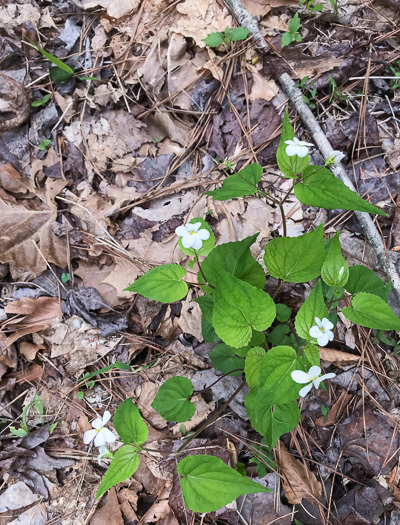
[312,376,319,381]
[189,230,196,235]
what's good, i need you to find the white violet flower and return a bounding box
[83,411,116,448]
[175,222,210,250]
[326,150,345,165]
[291,365,336,398]
[309,317,334,346]
[284,137,313,158]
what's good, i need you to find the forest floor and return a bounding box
[1,0,400,524]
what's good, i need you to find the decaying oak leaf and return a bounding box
[0,168,67,277]
[4,297,62,345]
[276,441,322,504]
[171,0,232,46]
[319,347,360,365]
[243,0,297,16]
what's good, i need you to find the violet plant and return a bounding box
[86,110,399,512]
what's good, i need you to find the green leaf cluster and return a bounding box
[281,13,302,48]
[244,346,306,448]
[204,26,250,48]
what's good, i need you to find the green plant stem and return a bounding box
[287,321,301,347]
[272,279,283,300]
[194,250,214,289]
[175,379,246,455]
[278,203,287,237]
[327,293,338,312]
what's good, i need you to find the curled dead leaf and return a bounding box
[4,297,62,346]
[319,347,360,365]
[276,441,322,504]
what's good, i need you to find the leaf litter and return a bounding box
[0,0,400,523]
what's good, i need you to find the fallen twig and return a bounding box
[224,0,400,306]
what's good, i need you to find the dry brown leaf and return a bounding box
[0,332,17,378]
[5,296,61,320]
[0,4,40,37]
[178,289,202,342]
[90,487,124,525]
[4,297,62,345]
[75,260,123,307]
[170,0,232,47]
[155,306,181,341]
[8,363,44,383]
[101,258,140,305]
[249,69,280,101]
[319,347,360,364]
[41,316,121,376]
[0,169,67,277]
[243,0,297,15]
[19,342,45,361]
[315,391,353,426]
[140,483,172,524]
[276,441,322,504]
[136,381,166,429]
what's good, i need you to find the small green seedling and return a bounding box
[294,76,317,109]
[39,139,51,151]
[10,394,43,437]
[281,13,302,48]
[329,0,339,15]
[320,403,330,424]
[300,0,323,15]
[152,137,161,143]
[49,422,58,434]
[27,38,99,84]
[61,272,71,283]
[390,61,400,90]
[219,157,237,171]
[328,76,348,103]
[204,26,249,49]
[372,329,400,355]
[32,94,51,107]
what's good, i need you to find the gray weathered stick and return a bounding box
[224,0,400,305]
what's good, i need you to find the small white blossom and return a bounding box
[175,222,210,250]
[83,411,116,448]
[309,317,334,346]
[326,150,345,165]
[291,365,336,397]
[338,266,345,279]
[284,137,313,158]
